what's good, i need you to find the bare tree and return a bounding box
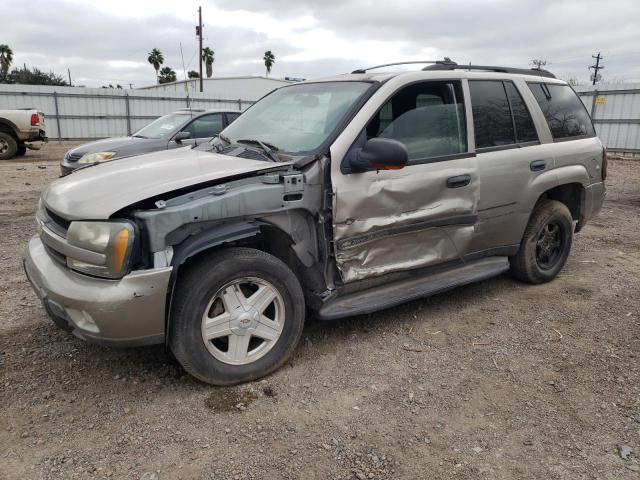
[530,59,548,70]
[564,77,584,86]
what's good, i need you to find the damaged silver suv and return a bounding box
[25,61,606,385]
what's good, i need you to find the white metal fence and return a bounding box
[2,83,638,155]
[0,84,254,140]
[575,83,640,157]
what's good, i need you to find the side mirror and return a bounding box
[173,131,191,143]
[348,138,408,173]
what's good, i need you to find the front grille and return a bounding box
[43,244,67,267]
[44,208,70,238]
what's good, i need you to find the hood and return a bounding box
[44,147,286,220]
[67,136,163,159]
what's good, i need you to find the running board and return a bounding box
[317,257,509,320]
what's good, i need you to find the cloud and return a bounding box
[216,0,640,81]
[1,0,638,87]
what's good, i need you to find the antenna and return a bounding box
[180,42,196,147]
[179,42,191,108]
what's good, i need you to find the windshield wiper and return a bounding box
[131,134,147,138]
[236,138,280,162]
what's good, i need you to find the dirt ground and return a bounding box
[0,142,638,480]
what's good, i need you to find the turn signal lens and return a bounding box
[372,163,404,170]
[113,228,130,273]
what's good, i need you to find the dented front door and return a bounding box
[329,75,479,283]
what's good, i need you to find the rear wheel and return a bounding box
[0,132,18,160]
[169,248,306,385]
[509,200,573,284]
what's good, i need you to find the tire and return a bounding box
[16,145,27,157]
[169,247,306,385]
[509,200,573,284]
[0,132,18,160]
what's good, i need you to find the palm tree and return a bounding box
[263,51,275,77]
[147,48,164,84]
[202,47,214,78]
[158,66,176,84]
[0,44,14,75]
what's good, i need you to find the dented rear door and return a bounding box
[330,75,479,283]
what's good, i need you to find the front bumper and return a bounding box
[59,160,75,176]
[60,159,104,177]
[24,235,172,347]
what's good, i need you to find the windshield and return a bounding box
[222,81,372,154]
[133,113,190,139]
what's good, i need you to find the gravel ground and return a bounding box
[0,143,639,480]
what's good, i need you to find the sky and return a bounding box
[3,0,639,88]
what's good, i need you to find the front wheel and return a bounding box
[509,200,573,284]
[169,247,306,385]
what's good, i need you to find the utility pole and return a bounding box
[589,52,604,86]
[67,68,72,86]
[197,6,203,93]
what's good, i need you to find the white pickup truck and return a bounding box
[0,109,47,160]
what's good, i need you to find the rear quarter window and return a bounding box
[527,83,595,140]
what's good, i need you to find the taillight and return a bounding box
[601,147,608,181]
[30,114,39,126]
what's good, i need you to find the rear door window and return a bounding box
[527,83,595,140]
[365,81,467,162]
[468,80,516,148]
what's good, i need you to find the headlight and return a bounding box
[77,152,116,164]
[66,221,135,278]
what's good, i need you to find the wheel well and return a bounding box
[537,183,584,222]
[167,225,326,332]
[0,121,18,137]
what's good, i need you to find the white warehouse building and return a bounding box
[136,76,295,101]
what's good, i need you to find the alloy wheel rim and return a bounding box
[201,277,285,365]
[0,139,8,154]
[535,221,564,270]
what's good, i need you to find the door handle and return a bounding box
[446,174,471,188]
[530,160,546,172]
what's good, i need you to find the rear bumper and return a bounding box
[18,129,47,143]
[24,235,172,347]
[577,181,606,231]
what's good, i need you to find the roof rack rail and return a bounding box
[422,63,556,79]
[351,58,457,74]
